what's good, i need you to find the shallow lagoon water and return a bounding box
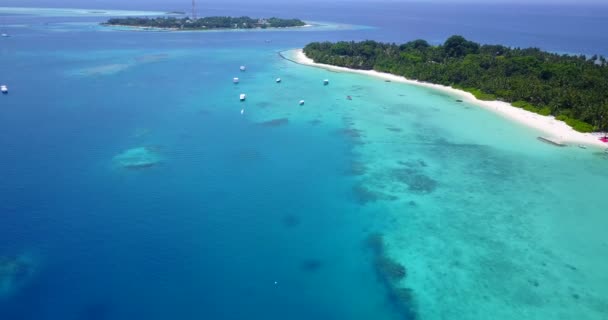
[0,7,166,17]
[1,3,608,320]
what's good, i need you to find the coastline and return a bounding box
[102,23,314,32]
[291,49,607,148]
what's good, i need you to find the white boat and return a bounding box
[240,66,246,71]
[241,109,245,115]
[323,79,329,85]
[233,77,239,84]
[1,85,7,94]
[1,34,8,38]
[299,100,305,105]
[276,78,281,83]
[240,93,246,101]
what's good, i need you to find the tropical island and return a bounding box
[303,36,608,133]
[103,16,307,30]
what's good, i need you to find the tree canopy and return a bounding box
[304,36,608,132]
[104,16,306,30]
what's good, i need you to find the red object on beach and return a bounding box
[600,137,608,143]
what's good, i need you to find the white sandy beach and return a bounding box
[293,49,608,148]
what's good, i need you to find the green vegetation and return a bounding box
[304,36,608,132]
[512,101,552,116]
[104,16,306,30]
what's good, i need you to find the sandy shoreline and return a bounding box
[103,23,314,32]
[292,49,607,148]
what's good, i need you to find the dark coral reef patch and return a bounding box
[392,168,438,193]
[300,259,323,272]
[365,233,417,319]
[281,214,301,228]
[258,118,289,127]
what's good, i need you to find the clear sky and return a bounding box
[1,0,607,12]
[2,0,607,5]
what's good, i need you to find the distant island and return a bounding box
[304,36,608,132]
[103,16,307,30]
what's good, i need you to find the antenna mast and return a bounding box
[192,0,197,19]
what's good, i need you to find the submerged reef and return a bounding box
[375,256,407,281]
[349,158,437,206]
[365,233,417,319]
[300,259,323,272]
[0,254,37,299]
[392,168,438,193]
[365,232,385,254]
[78,302,113,320]
[258,118,289,127]
[347,161,367,176]
[353,185,380,204]
[77,63,131,76]
[74,53,168,77]
[112,146,162,169]
[353,184,397,205]
[339,128,363,138]
[281,214,301,228]
[134,53,168,63]
[336,127,366,145]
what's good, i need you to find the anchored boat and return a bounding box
[240,93,246,101]
[1,85,7,94]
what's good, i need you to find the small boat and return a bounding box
[578,144,587,149]
[240,94,246,101]
[346,96,352,100]
[1,85,7,94]
[276,78,281,83]
[323,79,329,86]
[240,66,246,71]
[299,100,305,105]
[241,109,245,115]
[233,77,239,84]
[1,34,8,38]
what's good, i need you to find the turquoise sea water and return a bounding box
[1,3,608,320]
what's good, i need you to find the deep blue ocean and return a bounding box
[1,2,608,320]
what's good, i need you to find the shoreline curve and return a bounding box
[285,49,607,149]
